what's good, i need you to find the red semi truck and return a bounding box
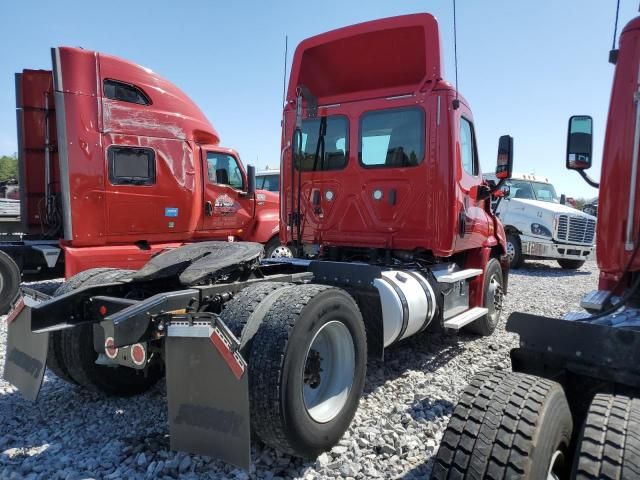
[4,14,512,469]
[0,48,282,312]
[434,15,640,480]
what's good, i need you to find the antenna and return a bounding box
[282,35,289,107]
[452,0,460,109]
[609,0,621,64]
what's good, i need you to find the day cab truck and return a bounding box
[486,172,596,270]
[5,14,513,469]
[434,14,640,480]
[0,47,283,312]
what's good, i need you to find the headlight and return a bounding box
[531,223,552,237]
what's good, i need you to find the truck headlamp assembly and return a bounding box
[531,223,552,237]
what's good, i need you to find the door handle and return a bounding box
[205,201,213,216]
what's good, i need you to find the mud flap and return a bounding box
[165,320,250,470]
[3,297,48,401]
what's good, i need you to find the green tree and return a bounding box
[0,155,18,183]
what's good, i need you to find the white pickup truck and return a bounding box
[486,173,596,269]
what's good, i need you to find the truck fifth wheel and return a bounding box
[434,14,640,480]
[4,14,512,469]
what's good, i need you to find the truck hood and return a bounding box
[511,198,596,219]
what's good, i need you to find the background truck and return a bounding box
[487,171,596,270]
[256,169,280,193]
[434,14,640,480]
[0,48,283,313]
[5,14,512,469]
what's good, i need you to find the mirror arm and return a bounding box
[577,169,600,188]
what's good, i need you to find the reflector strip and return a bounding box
[210,327,246,380]
[6,297,25,325]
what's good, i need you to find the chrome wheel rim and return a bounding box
[302,320,355,423]
[547,450,564,480]
[506,241,516,263]
[487,274,504,323]
[270,245,293,258]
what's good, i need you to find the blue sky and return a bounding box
[2,1,637,199]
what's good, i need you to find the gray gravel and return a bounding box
[0,260,597,479]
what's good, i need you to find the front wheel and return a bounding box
[433,371,573,480]
[248,284,367,457]
[557,259,585,270]
[506,233,524,269]
[264,236,293,259]
[465,258,504,336]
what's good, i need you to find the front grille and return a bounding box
[555,214,596,245]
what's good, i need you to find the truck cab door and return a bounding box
[455,113,491,250]
[200,149,253,236]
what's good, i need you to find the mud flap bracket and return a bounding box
[165,316,250,470]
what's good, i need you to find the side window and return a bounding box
[206,152,244,190]
[460,117,479,176]
[359,107,424,168]
[108,146,155,185]
[258,174,279,192]
[295,116,348,171]
[104,79,150,105]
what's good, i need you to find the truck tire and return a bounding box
[219,281,294,357]
[47,267,121,384]
[433,371,573,480]
[55,268,163,395]
[264,236,293,258]
[557,259,585,270]
[0,250,21,314]
[573,394,640,480]
[506,234,524,269]
[248,284,367,457]
[465,258,504,336]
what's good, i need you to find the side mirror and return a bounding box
[566,115,593,170]
[247,165,256,195]
[500,185,510,197]
[496,135,514,180]
[560,194,566,205]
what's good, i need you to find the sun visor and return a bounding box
[288,14,443,104]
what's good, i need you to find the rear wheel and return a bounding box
[573,393,640,480]
[465,258,504,336]
[506,234,524,269]
[248,284,367,457]
[433,371,573,480]
[0,250,21,314]
[557,259,585,270]
[49,268,163,395]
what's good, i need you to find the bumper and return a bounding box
[520,235,594,261]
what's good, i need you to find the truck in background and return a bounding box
[0,48,283,312]
[486,171,596,270]
[256,169,280,193]
[5,14,512,469]
[435,14,640,480]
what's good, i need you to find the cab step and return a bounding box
[443,307,488,330]
[580,290,620,311]
[433,268,483,283]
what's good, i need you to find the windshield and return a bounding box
[506,180,559,203]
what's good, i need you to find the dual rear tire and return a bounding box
[46,268,163,395]
[220,282,368,457]
[435,371,640,479]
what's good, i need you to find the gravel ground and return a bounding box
[0,260,597,480]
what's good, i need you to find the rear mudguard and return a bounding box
[165,318,250,470]
[3,294,49,401]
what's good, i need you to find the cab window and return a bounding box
[257,174,280,192]
[359,107,424,168]
[206,152,244,190]
[460,117,479,176]
[295,116,348,171]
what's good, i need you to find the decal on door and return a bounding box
[214,194,238,216]
[165,207,179,217]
